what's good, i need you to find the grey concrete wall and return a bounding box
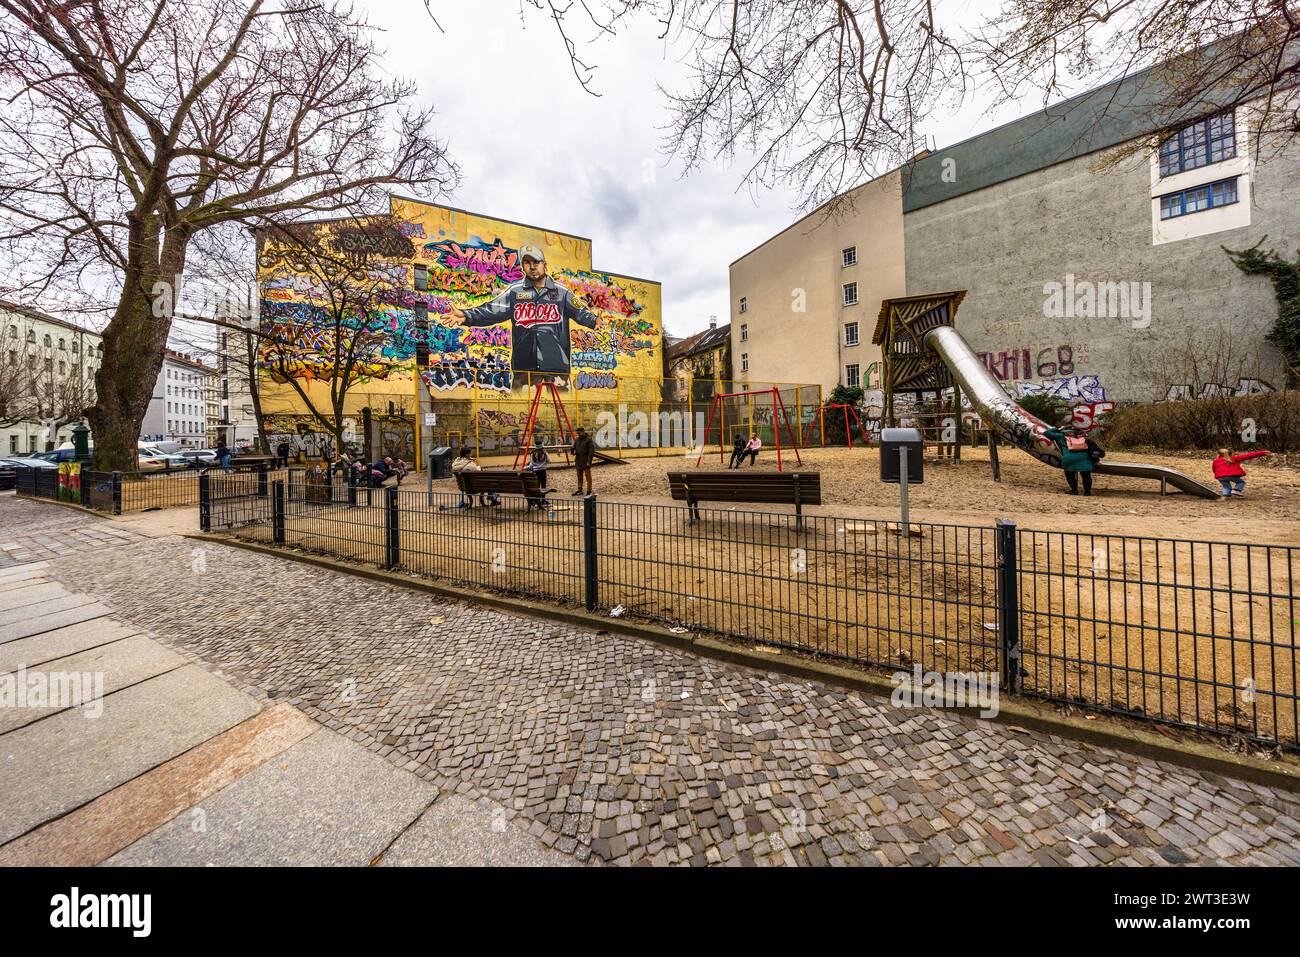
[903,140,1298,406]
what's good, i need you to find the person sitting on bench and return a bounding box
[447,447,497,508]
[727,434,747,469]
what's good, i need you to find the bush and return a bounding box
[1016,392,1070,428]
[1101,390,1300,451]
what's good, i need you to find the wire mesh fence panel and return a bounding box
[1017,529,1300,750]
[81,471,117,512]
[15,468,59,500]
[592,502,1001,673]
[398,490,586,605]
[208,471,275,532]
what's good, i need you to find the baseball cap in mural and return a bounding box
[518,243,545,263]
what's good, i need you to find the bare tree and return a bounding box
[483,2,1298,208]
[255,216,415,458]
[0,1,458,470]
[0,344,94,443]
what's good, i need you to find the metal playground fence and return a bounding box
[200,472,1300,752]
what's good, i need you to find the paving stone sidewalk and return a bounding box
[14,497,1295,866]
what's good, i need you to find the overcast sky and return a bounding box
[366,0,1035,339]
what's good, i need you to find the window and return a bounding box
[414,264,428,291]
[8,436,15,454]
[1159,111,1235,177]
[1159,177,1238,220]
[58,338,65,350]
[845,364,860,387]
[842,246,857,267]
[842,282,858,306]
[739,296,748,314]
[26,330,34,343]
[740,353,749,372]
[58,361,65,374]
[844,322,860,346]
[43,334,51,347]
[740,323,748,342]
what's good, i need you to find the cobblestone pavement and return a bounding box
[18,505,1292,867]
[0,493,151,567]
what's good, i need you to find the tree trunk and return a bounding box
[87,219,186,471]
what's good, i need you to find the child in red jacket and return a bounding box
[1212,448,1269,498]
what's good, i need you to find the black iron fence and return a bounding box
[201,478,1299,752]
[17,461,277,513]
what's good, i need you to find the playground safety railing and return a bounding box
[199,483,1299,752]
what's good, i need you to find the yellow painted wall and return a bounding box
[255,196,664,446]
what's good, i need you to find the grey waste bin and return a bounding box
[428,447,454,480]
[879,428,924,484]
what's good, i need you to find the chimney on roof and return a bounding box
[708,315,717,330]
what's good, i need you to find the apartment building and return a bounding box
[140,349,217,448]
[0,300,102,455]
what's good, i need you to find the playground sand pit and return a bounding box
[238,476,1299,747]
[464,445,1300,545]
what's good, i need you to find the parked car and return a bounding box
[31,448,80,463]
[1,456,59,470]
[179,449,218,467]
[0,462,15,491]
[137,445,190,472]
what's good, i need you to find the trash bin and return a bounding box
[879,428,924,484]
[428,447,454,480]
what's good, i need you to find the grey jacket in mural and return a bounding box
[461,276,598,375]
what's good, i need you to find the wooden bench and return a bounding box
[667,471,821,527]
[455,469,550,509]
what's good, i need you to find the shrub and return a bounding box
[1101,390,1300,451]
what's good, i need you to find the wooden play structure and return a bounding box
[696,387,803,471]
[872,291,968,463]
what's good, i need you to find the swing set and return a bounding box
[803,403,873,449]
[696,387,803,470]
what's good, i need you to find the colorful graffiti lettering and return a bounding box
[575,370,617,389]
[1015,374,1107,404]
[425,266,498,298]
[1069,401,1116,430]
[573,351,617,369]
[422,357,513,394]
[462,326,510,348]
[426,237,523,284]
[978,344,1082,382]
[557,270,644,318]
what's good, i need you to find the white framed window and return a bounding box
[842,246,857,267]
[845,364,860,387]
[741,353,749,372]
[740,323,748,342]
[842,282,858,306]
[739,296,748,314]
[844,322,859,347]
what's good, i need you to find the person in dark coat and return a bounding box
[276,440,291,467]
[571,427,595,496]
[728,433,747,469]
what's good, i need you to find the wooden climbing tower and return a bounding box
[872,291,968,459]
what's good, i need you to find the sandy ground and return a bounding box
[449,445,1300,546]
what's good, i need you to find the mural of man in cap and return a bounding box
[448,242,597,381]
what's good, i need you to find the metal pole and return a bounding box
[898,446,909,535]
[996,518,1020,693]
[583,493,598,611]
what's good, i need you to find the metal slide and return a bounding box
[922,325,1221,499]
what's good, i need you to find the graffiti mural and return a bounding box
[1163,378,1275,401]
[255,196,664,440]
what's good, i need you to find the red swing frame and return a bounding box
[802,403,873,449]
[695,387,803,471]
[512,380,576,471]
